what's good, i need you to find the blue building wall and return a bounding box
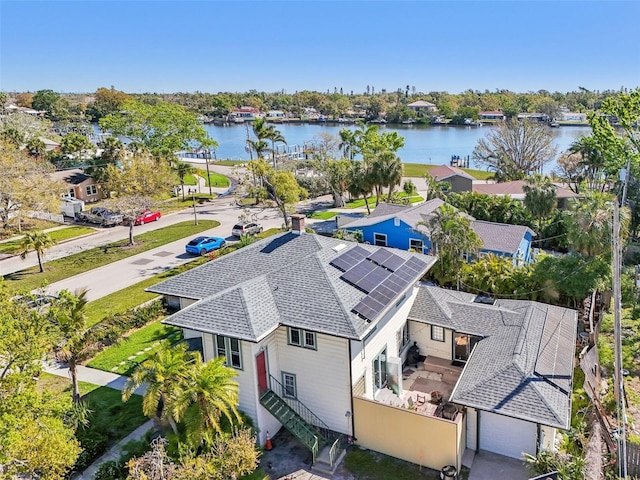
[346,217,533,264]
[346,218,433,254]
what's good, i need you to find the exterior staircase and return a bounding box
[259,375,345,471]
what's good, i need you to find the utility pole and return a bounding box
[205,148,212,196]
[613,200,628,479]
[192,193,198,226]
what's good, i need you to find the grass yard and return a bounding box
[344,448,469,480]
[216,160,245,167]
[307,211,338,220]
[3,220,220,292]
[0,226,96,255]
[402,162,493,180]
[88,319,182,374]
[37,373,148,471]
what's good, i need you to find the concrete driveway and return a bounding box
[468,450,531,480]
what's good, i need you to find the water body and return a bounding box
[204,123,592,172]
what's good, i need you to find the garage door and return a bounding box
[479,411,537,459]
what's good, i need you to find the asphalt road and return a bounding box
[0,192,295,299]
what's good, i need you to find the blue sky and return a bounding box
[1,1,639,94]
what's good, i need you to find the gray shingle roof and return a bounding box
[150,232,436,342]
[341,199,446,229]
[472,220,535,255]
[408,286,577,429]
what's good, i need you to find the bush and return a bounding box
[295,175,330,198]
[74,431,109,471]
[93,460,124,480]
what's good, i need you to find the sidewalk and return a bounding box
[0,223,72,245]
[44,362,152,480]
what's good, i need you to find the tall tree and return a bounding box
[19,230,55,273]
[522,174,557,233]
[99,100,215,160]
[173,160,195,201]
[31,89,69,120]
[370,150,403,204]
[472,119,557,181]
[324,159,352,207]
[86,87,131,121]
[49,289,118,403]
[338,128,358,159]
[263,169,307,228]
[423,205,483,286]
[60,132,94,163]
[347,160,374,214]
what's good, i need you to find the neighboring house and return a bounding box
[229,106,261,123]
[517,113,550,122]
[149,215,577,472]
[472,180,580,209]
[407,100,437,113]
[478,111,506,120]
[559,111,587,122]
[426,165,474,193]
[341,199,536,264]
[51,169,103,203]
[39,136,61,152]
[266,110,286,119]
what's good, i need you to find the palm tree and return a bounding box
[173,160,195,201]
[422,205,483,286]
[369,151,402,205]
[122,341,197,432]
[268,129,287,168]
[568,135,608,191]
[246,139,270,160]
[522,174,557,233]
[170,356,241,447]
[423,173,449,201]
[49,289,118,403]
[348,161,373,214]
[20,230,55,273]
[339,128,358,159]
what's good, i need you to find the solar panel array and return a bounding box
[330,246,430,322]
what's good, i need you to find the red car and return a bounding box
[134,209,161,225]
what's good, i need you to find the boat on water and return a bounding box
[402,118,416,125]
[550,122,560,128]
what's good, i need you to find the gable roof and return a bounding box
[472,220,535,255]
[473,180,580,200]
[409,286,577,429]
[150,232,436,342]
[426,165,474,181]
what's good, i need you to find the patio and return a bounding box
[375,355,463,418]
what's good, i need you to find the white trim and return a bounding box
[373,232,387,246]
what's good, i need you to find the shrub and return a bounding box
[74,431,109,471]
[93,460,124,480]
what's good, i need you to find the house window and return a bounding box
[86,184,97,196]
[431,325,445,342]
[282,372,297,398]
[409,239,423,253]
[374,233,387,246]
[394,217,400,227]
[373,347,387,390]
[67,189,75,198]
[215,335,243,369]
[397,322,410,352]
[288,327,316,350]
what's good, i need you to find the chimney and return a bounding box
[291,214,305,235]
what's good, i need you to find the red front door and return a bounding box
[256,351,267,394]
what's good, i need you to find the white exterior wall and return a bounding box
[539,425,556,452]
[273,326,352,435]
[409,320,452,360]
[479,411,537,459]
[351,288,418,399]
[180,298,197,309]
[466,407,478,451]
[182,328,201,340]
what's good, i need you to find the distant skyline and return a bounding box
[1,1,639,95]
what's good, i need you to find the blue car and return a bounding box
[185,236,227,255]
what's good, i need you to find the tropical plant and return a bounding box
[371,151,403,204]
[122,341,197,432]
[20,230,56,272]
[173,160,195,201]
[423,205,483,286]
[347,161,374,214]
[169,356,242,447]
[423,172,449,200]
[522,174,557,233]
[49,289,119,403]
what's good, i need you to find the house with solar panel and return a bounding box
[147,214,576,474]
[340,199,536,265]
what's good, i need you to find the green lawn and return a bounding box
[216,160,245,167]
[344,448,469,480]
[3,220,220,292]
[402,162,493,180]
[37,373,148,471]
[199,170,230,187]
[308,211,338,220]
[88,319,182,374]
[0,226,96,255]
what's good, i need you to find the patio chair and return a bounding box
[416,393,426,405]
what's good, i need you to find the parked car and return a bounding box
[133,209,161,225]
[232,222,263,237]
[77,207,123,226]
[185,236,227,256]
[13,293,57,311]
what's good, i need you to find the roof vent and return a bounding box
[474,295,495,305]
[332,243,347,253]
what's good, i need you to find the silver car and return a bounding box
[232,222,263,237]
